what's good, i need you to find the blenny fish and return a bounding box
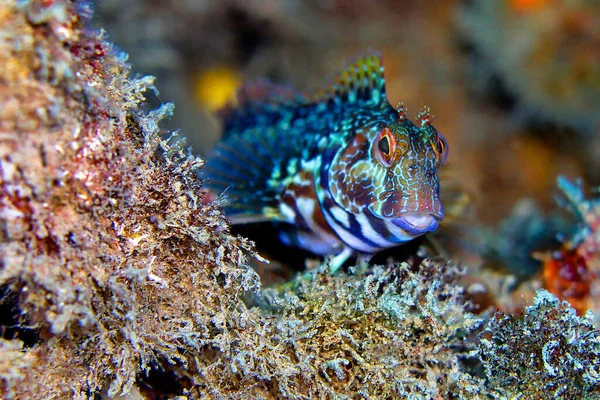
[204,52,448,273]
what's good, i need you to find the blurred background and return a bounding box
[94,0,600,313]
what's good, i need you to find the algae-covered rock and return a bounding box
[0,0,261,397]
[251,261,485,399]
[479,290,600,399]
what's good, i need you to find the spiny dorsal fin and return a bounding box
[319,51,388,108]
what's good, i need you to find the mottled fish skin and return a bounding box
[204,52,448,266]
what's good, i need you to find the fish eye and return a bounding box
[378,136,390,155]
[375,128,396,167]
[433,132,448,164]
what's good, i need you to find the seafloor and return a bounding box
[0,0,599,399]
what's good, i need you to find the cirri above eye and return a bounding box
[375,128,396,167]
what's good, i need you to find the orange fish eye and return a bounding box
[433,132,448,164]
[375,128,397,167]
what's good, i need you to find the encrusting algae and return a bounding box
[0,1,599,399]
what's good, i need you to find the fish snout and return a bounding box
[368,190,444,221]
[391,211,442,235]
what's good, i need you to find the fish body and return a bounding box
[204,53,448,268]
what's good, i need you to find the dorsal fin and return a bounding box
[318,51,388,108]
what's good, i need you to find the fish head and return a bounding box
[327,106,448,239]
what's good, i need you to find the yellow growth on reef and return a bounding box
[193,66,241,111]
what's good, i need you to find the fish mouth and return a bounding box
[391,212,440,235]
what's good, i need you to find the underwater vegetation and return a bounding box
[0,0,599,399]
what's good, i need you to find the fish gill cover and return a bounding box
[0,1,599,399]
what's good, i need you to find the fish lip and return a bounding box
[391,212,441,235]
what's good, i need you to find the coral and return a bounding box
[459,0,600,132]
[478,290,600,399]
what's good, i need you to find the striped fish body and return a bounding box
[204,53,448,266]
